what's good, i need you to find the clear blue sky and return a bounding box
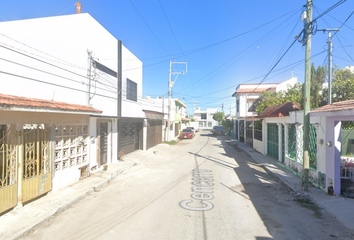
[1,0,353,115]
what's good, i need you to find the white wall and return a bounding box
[0,13,142,118]
[0,110,90,191]
[253,139,264,154]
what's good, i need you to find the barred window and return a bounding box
[288,124,296,160]
[254,120,262,141]
[127,79,137,102]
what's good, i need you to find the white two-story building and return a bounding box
[0,4,145,212]
[193,107,218,129]
[231,77,297,143]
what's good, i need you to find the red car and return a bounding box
[179,129,195,139]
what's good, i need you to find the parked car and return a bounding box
[186,126,198,133]
[179,129,195,139]
[212,126,226,136]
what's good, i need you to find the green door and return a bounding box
[267,123,279,160]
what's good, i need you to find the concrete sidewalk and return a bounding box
[230,139,354,231]
[1,139,353,240]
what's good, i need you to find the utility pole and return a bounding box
[325,29,340,104]
[316,29,340,104]
[87,50,93,106]
[192,99,199,117]
[328,31,333,105]
[302,0,312,191]
[167,60,188,141]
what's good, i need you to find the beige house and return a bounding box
[0,94,101,214]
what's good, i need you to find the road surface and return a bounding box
[21,130,353,240]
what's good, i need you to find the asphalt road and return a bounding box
[21,130,354,240]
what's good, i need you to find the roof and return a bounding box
[0,94,102,114]
[175,99,186,108]
[311,99,354,115]
[232,87,276,97]
[143,110,164,120]
[259,102,301,118]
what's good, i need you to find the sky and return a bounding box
[0,0,353,115]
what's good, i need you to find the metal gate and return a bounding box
[281,124,285,163]
[147,119,162,150]
[267,123,279,160]
[245,121,253,147]
[99,122,108,165]
[239,120,245,143]
[119,121,141,155]
[21,124,52,203]
[175,123,179,137]
[0,124,17,214]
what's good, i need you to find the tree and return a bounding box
[331,68,354,102]
[222,119,233,135]
[255,83,303,115]
[213,112,224,125]
[310,63,327,109]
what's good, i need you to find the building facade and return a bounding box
[193,107,218,129]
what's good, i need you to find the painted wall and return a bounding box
[0,110,90,191]
[253,139,264,154]
[0,13,143,118]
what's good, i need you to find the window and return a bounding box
[248,98,260,112]
[126,79,137,102]
[254,120,262,141]
[248,99,255,112]
[236,99,239,113]
[201,113,207,120]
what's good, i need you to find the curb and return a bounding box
[259,164,295,192]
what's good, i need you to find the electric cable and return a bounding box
[129,0,172,58]
[0,44,88,80]
[0,70,118,101]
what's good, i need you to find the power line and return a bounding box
[0,44,88,80]
[129,0,172,58]
[332,9,354,38]
[0,70,117,101]
[123,8,302,72]
[312,0,348,22]
[0,33,86,70]
[0,56,118,95]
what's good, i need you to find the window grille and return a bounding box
[55,125,88,171]
[254,120,262,141]
[309,125,317,169]
[288,124,296,160]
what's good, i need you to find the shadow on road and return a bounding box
[220,139,291,239]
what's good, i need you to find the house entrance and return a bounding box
[99,122,108,165]
[267,123,279,160]
[21,124,52,203]
[245,121,253,148]
[119,120,142,155]
[0,125,17,214]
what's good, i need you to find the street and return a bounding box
[21,130,353,240]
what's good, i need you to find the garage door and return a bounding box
[147,119,162,150]
[119,121,142,154]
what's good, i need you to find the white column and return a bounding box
[283,123,289,164]
[277,123,282,163]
